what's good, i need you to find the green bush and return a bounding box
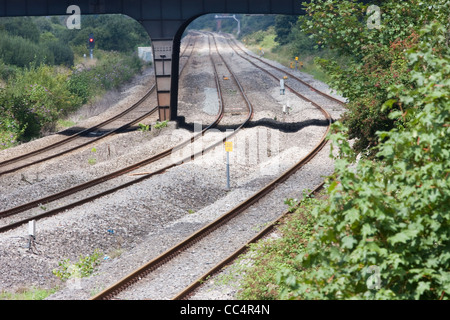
[70,52,142,93]
[0,59,17,80]
[0,17,40,43]
[53,250,103,281]
[277,22,450,300]
[0,32,50,67]
[0,64,81,142]
[67,70,92,105]
[298,0,449,156]
[45,40,74,67]
[0,91,25,149]
[236,192,321,300]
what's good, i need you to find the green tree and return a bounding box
[277,22,450,300]
[0,17,40,43]
[274,15,299,45]
[0,32,50,67]
[64,15,150,52]
[298,0,449,156]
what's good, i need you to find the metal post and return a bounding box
[225,141,233,190]
[90,49,93,60]
[27,220,36,252]
[226,151,230,190]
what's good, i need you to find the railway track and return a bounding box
[223,33,346,108]
[0,35,201,231]
[0,32,252,234]
[90,32,334,300]
[0,35,198,177]
[172,181,325,300]
[0,31,343,300]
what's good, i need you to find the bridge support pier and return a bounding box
[150,36,181,122]
[152,39,173,121]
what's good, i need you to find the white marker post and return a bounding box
[225,141,233,190]
[28,220,35,238]
[28,220,36,252]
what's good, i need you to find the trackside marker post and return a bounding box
[27,220,36,252]
[225,141,233,190]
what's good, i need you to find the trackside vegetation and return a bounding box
[0,15,149,149]
[234,0,449,300]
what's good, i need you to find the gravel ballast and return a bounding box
[0,32,344,300]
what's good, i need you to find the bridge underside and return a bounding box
[0,0,306,121]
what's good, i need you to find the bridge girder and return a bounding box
[0,1,312,121]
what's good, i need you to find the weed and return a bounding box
[0,287,58,300]
[154,120,168,130]
[53,249,103,281]
[88,147,97,165]
[138,123,150,132]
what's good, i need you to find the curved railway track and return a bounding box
[90,32,334,300]
[224,33,346,108]
[172,181,325,300]
[0,32,252,234]
[0,35,198,176]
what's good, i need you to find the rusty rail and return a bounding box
[90,32,332,300]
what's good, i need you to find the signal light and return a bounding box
[88,33,95,49]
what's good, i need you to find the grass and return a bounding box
[0,287,58,300]
[218,189,327,300]
[241,28,331,84]
[56,119,77,131]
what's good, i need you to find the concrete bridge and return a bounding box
[0,0,309,121]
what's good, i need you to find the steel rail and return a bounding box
[225,34,346,106]
[0,32,242,233]
[90,31,254,300]
[91,32,334,300]
[172,182,325,300]
[0,35,202,226]
[171,34,347,300]
[0,35,196,176]
[220,36,332,123]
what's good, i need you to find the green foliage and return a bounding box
[0,17,40,43]
[64,15,150,52]
[0,59,17,80]
[0,64,80,142]
[0,287,58,300]
[0,52,142,146]
[154,120,169,130]
[88,147,97,165]
[52,250,103,281]
[235,193,322,300]
[138,123,150,132]
[299,0,450,155]
[277,22,450,300]
[274,15,300,45]
[70,52,142,95]
[0,17,76,68]
[287,21,317,56]
[45,40,75,67]
[0,16,145,147]
[0,31,51,67]
[0,93,25,149]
